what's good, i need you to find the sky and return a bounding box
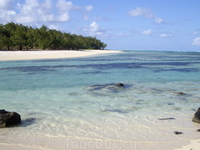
[0,0,200,51]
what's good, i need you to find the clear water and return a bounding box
[1,51,200,150]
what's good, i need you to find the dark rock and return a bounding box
[197,129,200,132]
[177,92,187,95]
[158,117,176,120]
[115,83,124,87]
[167,103,175,105]
[192,107,200,124]
[174,131,183,135]
[0,109,21,128]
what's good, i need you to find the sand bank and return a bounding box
[0,50,122,61]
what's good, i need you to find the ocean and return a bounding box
[0,51,200,150]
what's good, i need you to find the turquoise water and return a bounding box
[1,51,200,150]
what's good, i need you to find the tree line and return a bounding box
[0,22,107,50]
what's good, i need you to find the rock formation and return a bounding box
[0,109,21,128]
[192,107,200,124]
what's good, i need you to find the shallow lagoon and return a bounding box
[1,51,200,150]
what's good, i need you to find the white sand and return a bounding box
[0,143,45,150]
[173,139,200,150]
[1,139,200,150]
[0,50,122,61]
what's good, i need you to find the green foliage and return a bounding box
[0,22,107,50]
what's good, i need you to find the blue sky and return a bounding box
[0,0,200,51]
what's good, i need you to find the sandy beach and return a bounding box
[0,143,45,150]
[0,50,122,61]
[1,139,200,150]
[173,139,200,150]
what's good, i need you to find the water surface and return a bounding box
[0,51,200,150]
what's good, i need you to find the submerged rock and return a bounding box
[85,83,126,93]
[192,107,200,124]
[115,83,124,87]
[177,92,187,95]
[158,117,175,120]
[0,109,21,128]
[174,131,183,135]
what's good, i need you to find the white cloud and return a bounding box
[49,24,59,30]
[83,22,106,36]
[20,0,39,14]
[90,21,102,33]
[192,37,200,46]
[0,0,93,25]
[0,0,13,10]
[57,12,70,22]
[8,0,71,24]
[7,10,16,15]
[40,13,70,22]
[155,17,164,24]
[128,7,166,25]
[0,10,15,23]
[159,34,172,38]
[142,29,152,35]
[16,15,37,23]
[86,5,93,12]
[128,7,154,18]
[56,0,79,11]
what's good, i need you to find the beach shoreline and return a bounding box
[0,50,122,61]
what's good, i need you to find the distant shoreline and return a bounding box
[0,50,122,61]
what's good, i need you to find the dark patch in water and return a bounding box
[20,118,37,127]
[154,68,199,73]
[158,117,175,120]
[0,66,56,74]
[81,70,107,75]
[85,83,131,93]
[101,109,128,113]
[68,92,80,96]
[191,108,197,111]
[2,61,200,73]
[167,102,175,105]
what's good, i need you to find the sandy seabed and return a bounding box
[0,50,200,150]
[0,50,122,61]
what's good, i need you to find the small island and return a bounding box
[0,22,107,51]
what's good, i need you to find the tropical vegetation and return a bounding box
[0,22,107,50]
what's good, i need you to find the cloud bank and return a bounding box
[0,0,93,25]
